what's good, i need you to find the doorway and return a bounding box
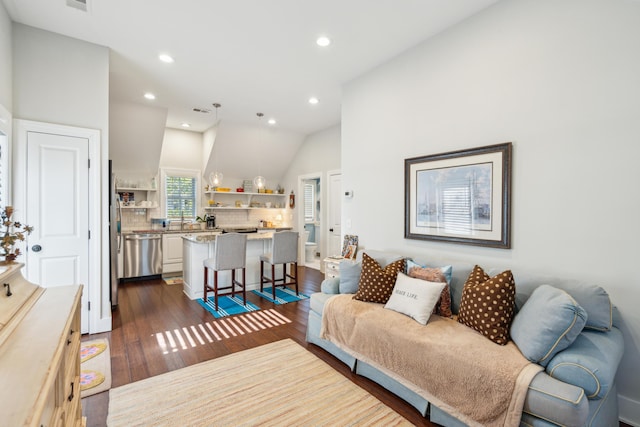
[297,172,322,270]
[14,119,105,334]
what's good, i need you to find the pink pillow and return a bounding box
[407,266,452,318]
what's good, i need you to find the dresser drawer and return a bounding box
[325,262,339,272]
[323,257,343,279]
[326,270,340,279]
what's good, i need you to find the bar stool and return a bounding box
[203,233,247,311]
[260,231,299,301]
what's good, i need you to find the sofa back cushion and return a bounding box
[353,253,615,331]
[510,285,587,367]
[559,282,612,331]
[500,272,613,331]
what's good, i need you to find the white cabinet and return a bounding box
[323,257,342,279]
[162,233,190,273]
[162,231,219,274]
[204,190,287,211]
[0,264,84,427]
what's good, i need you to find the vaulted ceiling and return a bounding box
[3,0,498,134]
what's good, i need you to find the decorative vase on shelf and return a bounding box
[1,206,33,264]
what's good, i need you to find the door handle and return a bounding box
[32,244,42,252]
[329,228,334,232]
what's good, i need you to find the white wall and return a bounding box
[211,121,305,190]
[13,24,109,130]
[342,0,640,423]
[159,127,204,171]
[110,101,167,177]
[281,124,341,258]
[0,2,11,109]
[12,23,112,333]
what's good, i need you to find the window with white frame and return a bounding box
[162,169,200,220]
[304,183,315,221]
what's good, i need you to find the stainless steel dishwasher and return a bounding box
[123,233,163,278]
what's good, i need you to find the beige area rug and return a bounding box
[163,275,183,285]
[107,339,411,426]
[80,338,112,398]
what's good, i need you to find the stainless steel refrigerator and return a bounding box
[109,160,122,307]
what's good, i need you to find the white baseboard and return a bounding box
[620,394,640,426]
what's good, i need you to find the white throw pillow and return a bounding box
[384,272,446,325]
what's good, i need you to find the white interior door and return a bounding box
[327,171,342,257]
[26,131,90,333]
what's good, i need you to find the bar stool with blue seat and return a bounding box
[203,232,248,311]
[260,231,299,301]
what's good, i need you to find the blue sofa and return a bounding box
[306,251,624,427]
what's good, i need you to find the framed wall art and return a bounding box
[341,234,358,257]
[404,142,512,248]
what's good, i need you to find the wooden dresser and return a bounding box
[0,263,84,426]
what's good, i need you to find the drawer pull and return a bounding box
[3,283,11,297]
[68,382,75,401]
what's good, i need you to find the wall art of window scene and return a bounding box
[416,162,492,234]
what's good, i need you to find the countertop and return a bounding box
[123,226,291,235]
[123,228,221,235]
[183,232,275,243]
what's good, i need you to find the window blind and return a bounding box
[304,184,315,221]
[165,176,196,219]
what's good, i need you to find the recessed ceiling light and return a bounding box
[158,53,174,63]
[144,92,156,100]
[268,118,276,125]
[316,36,331,47]
[181,123,191,128]
[308,97,319,105]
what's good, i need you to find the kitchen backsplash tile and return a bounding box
[121,208,290,230]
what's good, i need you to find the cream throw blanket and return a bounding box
[320,294,542,427]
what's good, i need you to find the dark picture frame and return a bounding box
[404,142,512,249]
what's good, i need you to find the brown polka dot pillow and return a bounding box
[457,265,516,345]
[353,253,405,304]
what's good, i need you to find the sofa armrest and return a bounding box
[320,277,341,294]
[524,372,589,427]
[546,327,624,399]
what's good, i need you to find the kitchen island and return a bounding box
[181,232,275,300]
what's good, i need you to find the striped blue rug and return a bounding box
[197,295,260,318]
[251,287,309,305]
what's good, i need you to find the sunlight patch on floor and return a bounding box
[154,309,292,354]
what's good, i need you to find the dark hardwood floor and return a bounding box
[81,267,438,426]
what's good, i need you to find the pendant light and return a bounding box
[210,103,223,188]
[253,112,266,191]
